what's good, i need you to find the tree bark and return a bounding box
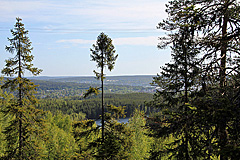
[219,2,229,160]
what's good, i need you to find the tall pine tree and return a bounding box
[89,32,118,142]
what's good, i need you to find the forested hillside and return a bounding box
[37,93,153,119]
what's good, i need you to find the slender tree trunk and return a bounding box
[219,3,228,160]
[184,48,190,160]
[184,53,189,160]
[184,48,188,104]
[181,32,190,160]
[18,37,23,160]
[101,75,104,142]
[101,51,104,143]
[220,6,228,91]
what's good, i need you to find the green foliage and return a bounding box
[106,104,126,119]
[147,0,203,159]
[88,105,133,159]
[0,81,14,157]
[148,0,240,159]
[83,86,100,98]
[71,105,136,160]
[72,119,98,159]
[89,32,118,144]
[148,134,176,160]
[96,121,132,160]
[128,109,152,159]
[42,112,77,159]
[2,17,42,77]
[27,77,154,99]
[1,17,44,160]
[90,32,118,80]
[70,112,86,121]
[37,93,153,119]
[1,1,239,159]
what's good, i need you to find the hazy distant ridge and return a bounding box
[28,75,154,87]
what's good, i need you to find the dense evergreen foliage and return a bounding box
[1,18,45,160]
[146,0,240,159]
[36,93,153,119]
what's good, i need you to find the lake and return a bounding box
[95,117,130,126]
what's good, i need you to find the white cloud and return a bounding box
[57,39,94,44]
[0,0,51,21]
[65,0,167,29]
[0,0,167,30]
[114,36,158,46]
[57,36,158,46]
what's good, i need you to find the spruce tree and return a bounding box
[1,17,44,160]
[147,1,205,159]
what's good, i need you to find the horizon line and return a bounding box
[27,74,156,77]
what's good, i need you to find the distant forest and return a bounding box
[37,92,154,119]
[29,76,154,119]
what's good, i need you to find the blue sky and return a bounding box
[0,0,171,76]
